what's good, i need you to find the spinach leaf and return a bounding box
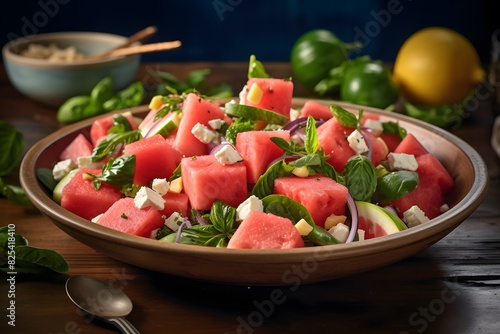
[343,155,377,202]
[376,171,419,203]
[36,168,57,192]
[0,120,24,176]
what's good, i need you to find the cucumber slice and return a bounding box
[224,103,289,125]
[355,201,407,237]
[53,169,79,203]
[142,112,181,138]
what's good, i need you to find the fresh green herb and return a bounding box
[57,77,145,124]
[154,68,233,98]
[225,117,255,144]
[375,171,419,203]
[0,121,30,206]
[121,213,128,219]
[168,200,237,247]
[342,155,377,202]
[329,105,360,128]
[404,101,465,128]
[248,54,270,79]
[0,226,68,275]
[91,129,142,162]
[382,121,407,139]
[86,155,136,191]
[36,168,57,192]
[103,82,145,112]
[0,121,24,176]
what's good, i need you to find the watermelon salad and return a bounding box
[43,56,454,249]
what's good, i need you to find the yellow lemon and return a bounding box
[393,27,485,106]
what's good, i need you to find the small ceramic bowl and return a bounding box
[2,31,140,107]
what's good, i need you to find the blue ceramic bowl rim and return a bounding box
[2,31,139,68]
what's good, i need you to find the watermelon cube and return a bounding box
[227,211,304,249]
[60,168,123,220]
[181,155,247,210]
[174,93,225,157]
[160,192,189,217]
[394,133,429,157]
[298,100,333,120]
[123,134,181,186]
[389,153,454,219]
[59,133,93,165]
[95,197,165,237]
[235,130,290,184]
[273,176,348,228]
[317,118,356,172]
[90,113,139,147]
[244,78,293,117]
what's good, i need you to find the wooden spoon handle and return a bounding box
[103,40,182,58]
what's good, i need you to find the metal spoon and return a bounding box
[65,275,140,334]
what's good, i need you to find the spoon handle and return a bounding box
[108,317,141,334]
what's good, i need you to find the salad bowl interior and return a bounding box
[19,100,488,285]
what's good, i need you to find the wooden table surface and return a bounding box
[1,62,499,334]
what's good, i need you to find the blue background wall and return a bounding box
[1,0,498,64]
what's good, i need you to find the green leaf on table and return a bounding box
[0,120,25,176]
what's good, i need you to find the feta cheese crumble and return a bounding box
[347,129,369,154]
[387,152,418,171]
[164,212,185,231]
[134,186,165,210]
[191,123,219,144]
[52,159,75,181]
[403,205,429,228]
[236,195,263,221]
[214,145,243,165]
[363,119,383,136]
[152,178,170,196]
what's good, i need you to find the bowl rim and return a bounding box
[19,99,490,264]
[2,31,139,68]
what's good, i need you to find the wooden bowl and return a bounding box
[19,100,489,285]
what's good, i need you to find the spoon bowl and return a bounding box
[65,275,139,333]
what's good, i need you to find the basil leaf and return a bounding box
[382,121,407,139]
[103,81,144,112]
[329,105,358,127]
[248,54,270,79]
[0,120,24,176]
[209,200,236,234]
[252,160,294,199]
[176,225,230,247]
[304,116,318,154]
[343,155,377,202]
[92,130,142,162]
[376,171,419,203]
[262,194,313,225]
[88,154,135,190]
[0,180,31,206]
[8,245,69,274]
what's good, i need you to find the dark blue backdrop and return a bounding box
[1,0,498,64]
